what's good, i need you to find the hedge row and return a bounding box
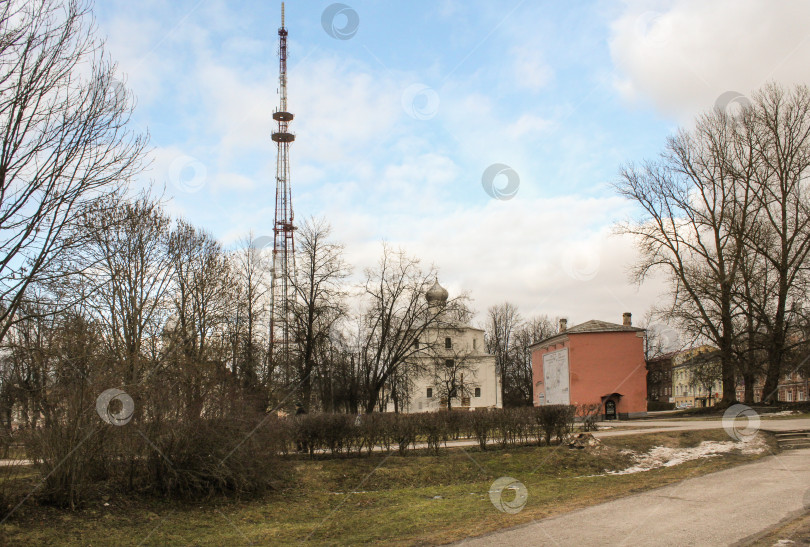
[5,406,575,511]
[275,405,576,456]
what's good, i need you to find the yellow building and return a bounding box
[671,346,722,409]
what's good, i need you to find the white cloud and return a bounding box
[291,57,402,165]
[609,0,810,118]
[374,153,460,210]
[100,1,674,330]
[103,15,169,107]
[323,191,666,324]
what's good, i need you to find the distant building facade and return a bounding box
[671,347,722,408]
[734,371,809,403]
[530,313,647,420]
[776,370,809,402]
[646,352,675,403]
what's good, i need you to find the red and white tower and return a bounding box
[270,2,296,374]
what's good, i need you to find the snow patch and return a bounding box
[608,435,766,475]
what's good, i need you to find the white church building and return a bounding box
[386,279,502,413]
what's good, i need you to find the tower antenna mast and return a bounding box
[269,1,296,381]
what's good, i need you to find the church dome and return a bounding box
[425,279,449,304]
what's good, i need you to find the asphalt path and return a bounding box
[2,416,807,464]
[459,418,810,546]
[592,417,810,438]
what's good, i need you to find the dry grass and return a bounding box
[744,511,810,546]
[0,429,775,546]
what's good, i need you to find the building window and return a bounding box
[445,337,452,349]
[414,339,419,349]
[475,387,481,397]
[445,359,454,368]
[473,338,477,349]
[426,387,433,398]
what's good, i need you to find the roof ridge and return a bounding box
[529,318,645,349]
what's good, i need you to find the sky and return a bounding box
[93,0,810,334]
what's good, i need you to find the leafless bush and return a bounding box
[357,412,387,455]
[140,416,280,499]
[26,416,108,508]
[535,405,575,445]
[321,413,354,455]
[419,412,448,455]
[444,410,465,440]
[468,410,493,450]
[391,414,417,454]
[576,404,601,432]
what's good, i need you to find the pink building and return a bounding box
[531,313,647,419]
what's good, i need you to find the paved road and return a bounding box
[460,446,810,546]
[435,417,810,448]
[6,415,801,464]
[1,417,805,466]
[593,417,810,438]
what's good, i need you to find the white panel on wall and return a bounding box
[542,349,570,405]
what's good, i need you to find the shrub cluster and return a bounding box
[12,405,573,513]
[22,409,285,509]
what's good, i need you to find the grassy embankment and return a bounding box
[0,429,777,545]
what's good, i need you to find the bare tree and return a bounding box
[0,0,147,343]
[289,218,349,411]
[687,352,722,407]
[615,107,757,406]
[0,302,59,429]
[230,232,271,391]
[741,84,810,402]
[79,196,172,385]
[732,248,769,403]
[167,220,236,419]
[317,328,361,413]
[484,302,521,406]
[357,244,461,413]
[617,83,810,404]
[507,315,556,407]
[429,346,480,410]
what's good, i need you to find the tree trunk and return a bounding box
[365,384,381,414]
[743,372,755,404]
[762,347,782,404]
